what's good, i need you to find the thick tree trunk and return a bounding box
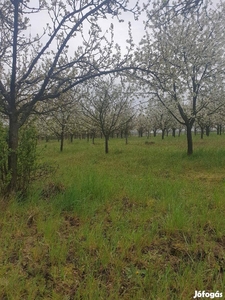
[186,124,193,155]
[7,1,20,192]
[8,115,19,192]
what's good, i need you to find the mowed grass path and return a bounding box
[1,134,225,299]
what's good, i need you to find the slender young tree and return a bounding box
[80,77,135,153]
[39,91,81,151]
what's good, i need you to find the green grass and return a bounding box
[1,133,225,299]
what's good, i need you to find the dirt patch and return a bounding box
[63,214,81,228]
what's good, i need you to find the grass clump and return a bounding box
[0,134,225,299]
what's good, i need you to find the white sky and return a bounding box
[27,0,146,55]
[27,0,220,57]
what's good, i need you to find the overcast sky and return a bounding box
[27,0,221,57]
[28,0,145,54]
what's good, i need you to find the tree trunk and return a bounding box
[206,125,210,136]
[7,1,20,192]
[8,115,19,192]
[200,127,204,139]
[166,129,169,137]
[194,126,197,136]
[172,128,176,137]
[162,128,165,140]
[125,131,128,145]
[138,129,143,137]
[217,125,219,135]
[186,124,193,155]
[178,129,181,137]
[105,136,109,154]
[60,124,65,152]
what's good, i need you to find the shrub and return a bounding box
[0,124,38,196]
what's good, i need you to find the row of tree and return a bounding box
[134,1,225,154]
[33,84,225,138]
[0,0,225,193]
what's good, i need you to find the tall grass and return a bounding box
[0,133,225,299]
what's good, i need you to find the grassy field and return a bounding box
[1,133,225,299]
